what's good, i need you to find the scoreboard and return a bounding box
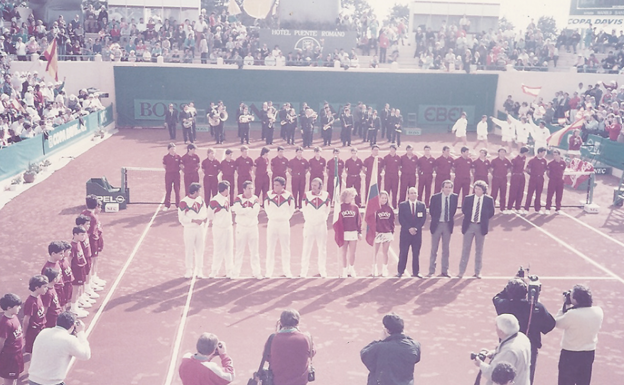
[570,0,624,15]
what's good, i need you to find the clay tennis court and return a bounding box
[1,128,623,385]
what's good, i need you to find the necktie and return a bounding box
[411,202,415,216]
[445,196,450,223]
[473,197,481,223]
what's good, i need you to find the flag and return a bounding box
[43,38,59,81]
[521,84,541,98]
[228,0,242,15]
[547,118,584,147]
[364,157,381,246]
[242,0,273,19]
[332,157,344,247]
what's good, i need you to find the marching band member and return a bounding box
[383,145,401,208]
[289,146,309,210]
[363,145,384,203]
[178,183,207,279]
[181,104,194,144]
[473,115,489,150]
[417,145,435,207]
[201,148,220,203]
[188,102,198,143]
[491,116,515,153]
[390,108,403,147]
[327,148,345,202]
[372,191,394,277]
[208,181,234,278]
[207,102,217,137]
[523,147,548,214]
[300,178,331,278]
[337,188,362,278]
[265,177,296,278]
[279,103,290,140]
[340,106,354,147]
[235,146,254,195]
[231,181,262,278]
[260,102,270,142]
[361,105,371,143]
[236,102,245,139]
[285,108,297,145]
[368,109,381,147]
[265,101,277,145]
[238,106,254,145]
[399,145,418,203]
[254,147,271,204]
[380,103,391,141]
[451,111,468,148]
[309,147,326,190]
[301,107,316,149]
[215,104,227,144]
[320,105,334,146]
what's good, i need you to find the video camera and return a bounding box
[516,266,541,305]
[470,349,488,361]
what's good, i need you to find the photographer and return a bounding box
[28,312,91,385]
[555,284,603,385]
[360,313,421,385]
[493,278,555,384]
[178,332,234,385]
[473,314,531,385]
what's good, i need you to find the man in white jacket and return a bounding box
[264,176,295,278]
[451,111,468,148]
[491,116,515,153]
[529,118,550,153]
[300,178,331,278]
[474,115,489,150]
[231,180,261,278]
[208,181,234,278]
[178,182,208,279]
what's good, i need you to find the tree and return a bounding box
[341,0,373,21]
[537,16,558,39]
[497,16,514,31]
[385,3,409,24]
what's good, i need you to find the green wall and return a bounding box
[114,66,498,133]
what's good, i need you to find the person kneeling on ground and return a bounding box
[179,332,234,385]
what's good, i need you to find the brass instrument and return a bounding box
[323,114,335,131]
[182,117,193,128]
[267,106,277,124]
[219,108,228,122]
[239,114,254,124]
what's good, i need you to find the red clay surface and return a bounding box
[1,128,623,385]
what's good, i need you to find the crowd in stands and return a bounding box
[564,28,624,73]
[0,56,105,148]
[502,80,624,142]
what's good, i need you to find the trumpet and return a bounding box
[267,106,277,124]
[239,114,254,123]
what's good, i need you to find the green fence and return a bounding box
[114,67,498,133]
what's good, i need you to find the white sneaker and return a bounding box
[382,265,389,277]
[350,266,357,278]
[554,210,560,215]
[196,272,206,279]
[319,272,327,278]
[539,210,545,215]
[340,268,348,278]
[544,210,551,215]
[85,289,100,299]
[284,272,293,278]
[78,300,92,309]
[510,209,517,214]
[372,266,379,277]
[184,270,193,279]
[92,276,107,286]
[520,209,528,215]
[72,307,89,318]
[91,284,104,292]
[81,294,96,303]
[162,206,169,212]
[300,274,307,279]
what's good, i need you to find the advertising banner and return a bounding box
[258,29,357,57]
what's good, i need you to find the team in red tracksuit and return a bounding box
[434,148,454,193]
[201,150,220,204]
[271,148,289,183]
[220,151,236,204]
[524,150,548,212]
[181,145,201,196]
[289,148,309,209]
[546,152,567,212]
[472,150,490,183]
[163,145,182,209]
[383,147,401,208]
[399,146,418,203]
[417,147,435,207]
[490,150,512,212]
[234,149,254,195]
[452,149,472,201]
[254,148,271,203]
[308,149,326,189]
[327,151,345,202]
[507,148,529,211]
[364,149,384,203]
[345,151,364,206]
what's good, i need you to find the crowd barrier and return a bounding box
[0,105,114,181]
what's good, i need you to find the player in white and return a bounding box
[451,111,468,148]
[490,115,515,153]
[511,115,532,150]
[208,181,234,278]
[178,182,208,279]
[264,176,295,278]
[231,180,262,279]
[473,114,489,149]
[529,116,550,153]
[300,178,331,278]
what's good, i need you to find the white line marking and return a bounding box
[514,213,624,285]
[201,275,618,280]
[559,210,624,249]
[67,195,165,371]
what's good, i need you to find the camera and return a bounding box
[517,266,541,305]
[563,290,572,305]
[470,351,487,361]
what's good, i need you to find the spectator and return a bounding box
[263,309,315,385]
[28,311,91,385]
[555,285,604,385]
[360,313,421,385]
[178,332,234,385]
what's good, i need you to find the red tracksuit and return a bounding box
[163,153,181,208]
[383,153,401,208]
[434,155,454,193]
[452,156,472,200]
[364,156,384,203]
[345,157,364,206]
[289,156,309,209]
[220,159,236,204]
[490,157,511,211]
[472,158,490,183]
[235,155,254,194]
[507,155,528,210]
[400,154,418,203]
[181,153,200,196]
[546,159,567,211]
[524,156,548,211]
[201,158,220,203]
[254,156,270,202]
[308,156,326,189]
[327,157,345,202]
[417,156,435,207]
[271,156,289,184]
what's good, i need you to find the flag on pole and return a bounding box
[547,118,584,147]
[364,157,381,246]
[43,38,59,81]
[521,84,542,98]
[332,157,344,247]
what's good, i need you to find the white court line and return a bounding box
[67,194,165,371]
[514,213,624,285]
[200,275,618,280]
[559,210,624,249]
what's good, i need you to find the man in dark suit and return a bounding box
[458,180,495,279]
[164,104,178,140]
[397,187,427,278]
[427,180,458,278]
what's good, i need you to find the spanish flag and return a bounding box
[547,118,584,148]
[364,157,381,246]
[332,156,344,247]
[521,84,542,98]
[43,38,59,81]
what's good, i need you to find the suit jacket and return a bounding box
[429,192,458,234]
[398,200,427,234]
[461,194,495,235]
[165,109,178,125]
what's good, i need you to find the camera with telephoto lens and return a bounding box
[563,290,572,305]
[517,266,542,304]
[470,350,488,361]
